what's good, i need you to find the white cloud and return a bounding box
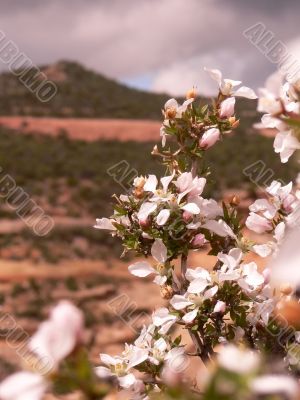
[0,0,298,95]
[151,49,247,96]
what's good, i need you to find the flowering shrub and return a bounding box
[1,68,300,399]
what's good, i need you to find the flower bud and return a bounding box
[192,233,206,248]
[280,283,294,296]
[229,194,240,206]
[228,116,240,128]
[199,128,220,149]
[182,210,193,222]
[213,300,226,314]
[186,87,197,100]
[160,285,174,299]
[139,218,150,229]
[219,97,235,118]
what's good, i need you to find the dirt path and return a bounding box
[0,116,161,142]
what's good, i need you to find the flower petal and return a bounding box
[181,203,200,214]
[202,219,236,239]
[187,278,209,294]
[182,309,198,323]
[170,295,193,310]
[156,209,170,226]
[0,372,47,400]
[151,239,168,263]
[234,86,257,99]
[144,175,158,192]
[94,218,116,231]
[128,261,155,277]
[204,67,222,85]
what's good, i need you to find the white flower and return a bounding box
[170,285,218,323]
[0,372,47,400]
[97,345,148,389]
[148,338,168,365]
[174,172,206,203]
[257,72,284,114]
[252,222,285,258]
[271,227,300,287]
[257,72,300,164]
[205,68,257,99]
[252,375,299,398]
[0,302,84,400]
[258,89,283,115]
[144,172,176,207]
[96,354,136,389]
[266,181,295,210]
[134,324,155,349]
[170,267,217,323]
[217,345,260,374]
[128,239,168,285]
[123,345,149,370]
[250,298,274,326]
[261,113,283,129]
[152,308,177,334]
[238,262,264,292]
[29,301,84,371]
[274,130,300,163]
[163,98,194,119]
[186,267,213,294]
[217,248,242,282]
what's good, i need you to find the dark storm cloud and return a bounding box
[0,0,299,95]
[226,0,300,13]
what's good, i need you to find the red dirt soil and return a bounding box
[0,116,161,142]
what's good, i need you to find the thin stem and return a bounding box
[191,159,198,178]
[181,253,187,280]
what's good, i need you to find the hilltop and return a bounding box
[0,61,258,126]
[0,61,171,119]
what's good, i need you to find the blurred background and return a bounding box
[0,0,299,380]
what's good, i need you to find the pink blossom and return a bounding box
[199,128,220,149]
[192,233,206,247]
[219,97,235,118]
[213,300,226,313]
[182,210,193,222]
[245,212,273,234]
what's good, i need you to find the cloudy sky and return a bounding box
[0,0,299,95]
